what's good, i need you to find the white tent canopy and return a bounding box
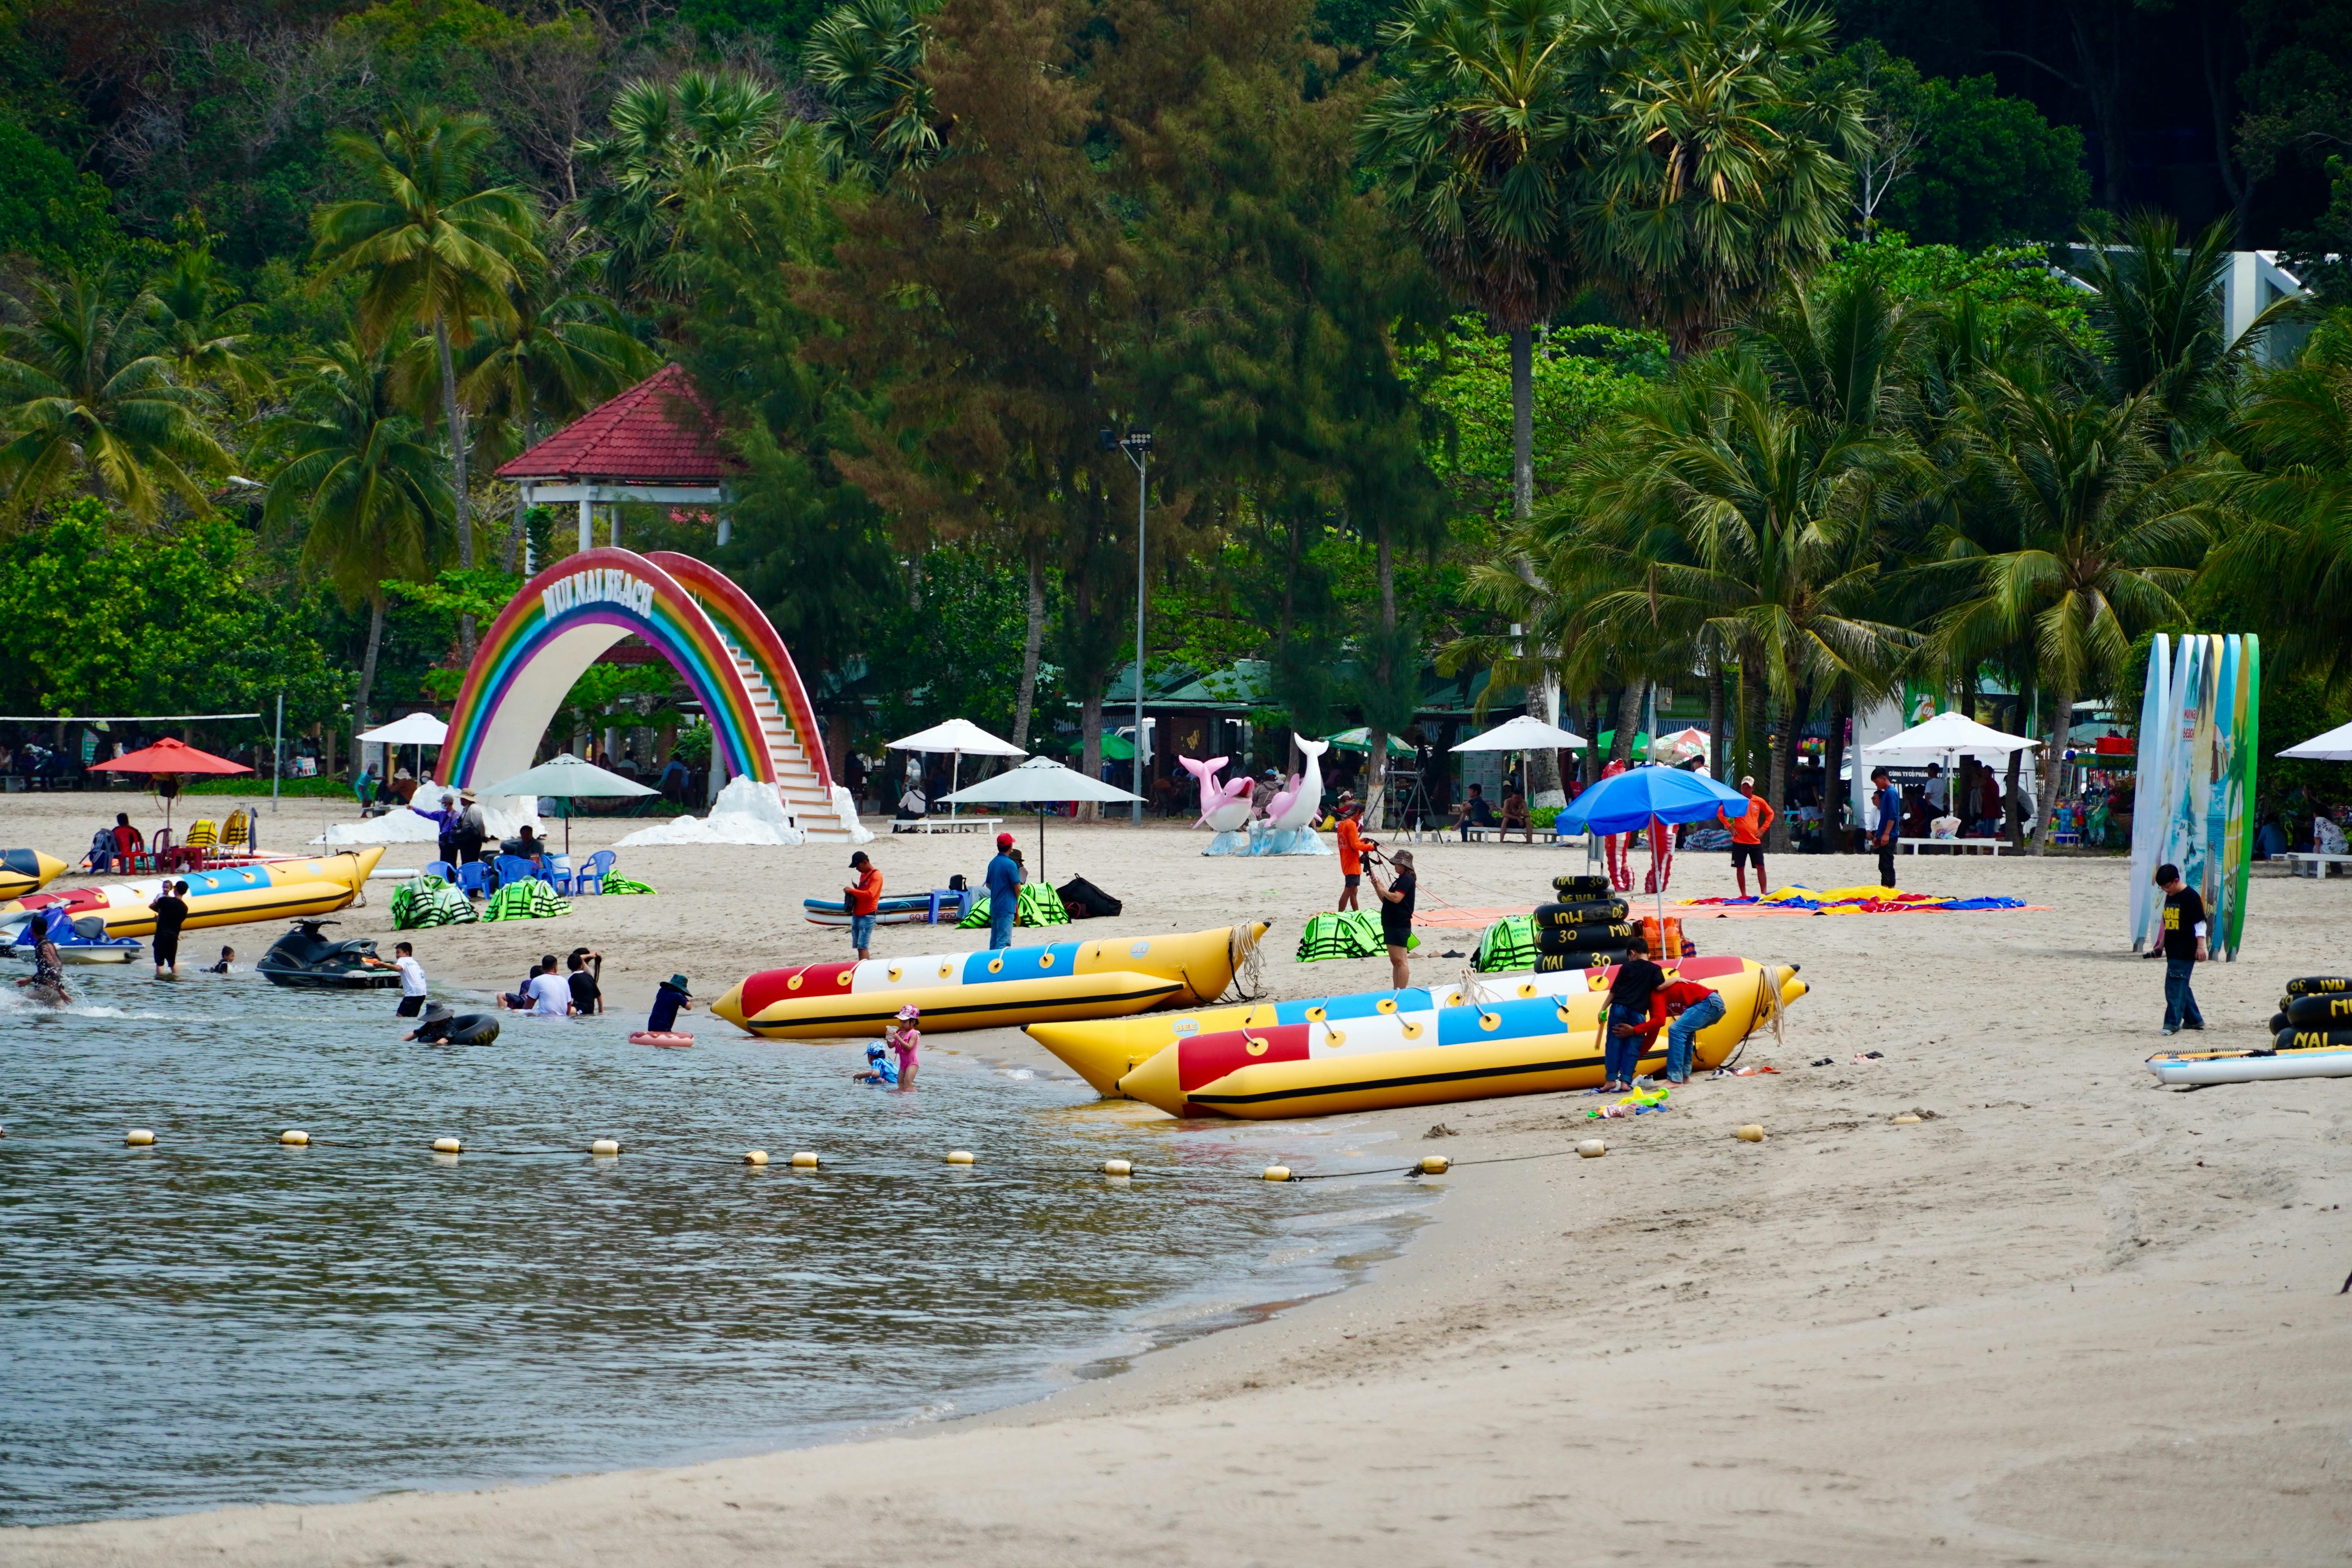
[356,712,449,746]
[1451,713,1589,752]
[1861,710,2040,767]
[2279,719,2352,761]
[887,719,1026,757]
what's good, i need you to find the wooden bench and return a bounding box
[2285,851,2352,878]
[892,815,1004,835]
[1898,836,2008,855]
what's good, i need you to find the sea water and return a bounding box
[0,965,1433,1525]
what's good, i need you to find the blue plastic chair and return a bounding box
[492,854,539,894]
[455,861,492,899]
[424,859,457,884]
[570,849,616,895]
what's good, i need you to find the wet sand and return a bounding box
[4,789,2348,1565]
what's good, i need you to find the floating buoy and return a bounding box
[744,1150,769,1166]
[432,1137,462,1154]
[1892,1113,1922,1126]
[1734,1124,1766,1142]
[1101,1158,1133,1177]
[1419,1154,1451,1175]
[1576,1138,1606,1158]
[125,1129,155,1147]
[590,1138,621,1156]
[279,1130,310,1146]
[945,1150,975,1165]
[1263,1165,1292,1181]
[789,1151,820,1169]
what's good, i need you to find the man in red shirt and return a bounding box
[1718,775,1776,898]
[1650,977,1727,1083]
[1334,791,1370,910]
[844,850,883,960]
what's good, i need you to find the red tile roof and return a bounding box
[494,364,744,486]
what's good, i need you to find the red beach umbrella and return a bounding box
[94,737,252,836]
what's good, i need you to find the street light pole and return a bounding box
[1108,428,1153,824]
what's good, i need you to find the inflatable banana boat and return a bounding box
[1113,961,1806,1120]
[7,848,385,938]
[0,848,66,902]
[2145,1042,2352,1086]
[713,923,1269,1040]
[1028,955,1783,1097]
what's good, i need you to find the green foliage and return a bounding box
[1881,71,2089,252]
[859,546,1067,739]
[1815,231,2094,342]
[0,113,118,269]
[0,498,346,731]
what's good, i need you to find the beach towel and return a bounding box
[1473,914,1539,972]
[482,879,573,922]
[391,875,479,930]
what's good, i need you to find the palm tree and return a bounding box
[147,247,270,409]
[1578,0,1864,356]
[311,105,541,658]
[1925,374,2212,853]
[804,0,946,188]
[0,264,229,521]
[264,338,453,745]
[574,71,785,303]
[450,247,651,570]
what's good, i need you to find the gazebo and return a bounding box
[495,364,744,560]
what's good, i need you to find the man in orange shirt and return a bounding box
[844,850,883,960]
[1334,791,1371,909]
[1719,774,1776,898]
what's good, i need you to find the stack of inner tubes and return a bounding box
[1531,877,1632,971]
[2271,977,2352,1047]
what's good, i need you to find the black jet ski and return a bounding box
[256,920,401,989]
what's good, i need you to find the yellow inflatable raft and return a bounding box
[1028,954,1782,1097]
[713,923,1270,1040]
[1114,962,1805,1120]
[0,848,66,901]
[13,848,385,937]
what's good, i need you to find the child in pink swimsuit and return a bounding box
[886,1004,921,1089]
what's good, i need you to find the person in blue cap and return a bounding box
[852,1042,898,1086]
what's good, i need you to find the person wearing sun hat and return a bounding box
[984,832,1022,951]
[885,1002,922,1089]
[646,973,693,1034]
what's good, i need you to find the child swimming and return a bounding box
[851,1042,898,1086]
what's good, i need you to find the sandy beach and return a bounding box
[3,789,2348,1566]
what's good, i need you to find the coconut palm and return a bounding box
[310,105,541,643]
[1578,0,1864,356]
[574,71,786,303]
[0,264,229,521]
[264,338,453,741]
[146,247,270,409]
[1924,374,2213,852]
[804,0,945,188]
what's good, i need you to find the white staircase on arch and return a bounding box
[719,634,866,841]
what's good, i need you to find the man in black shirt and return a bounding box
[149,880,190,977]
[1368,849,1417,991]
[2154,862,2207,1034]
[566,948,603,1015]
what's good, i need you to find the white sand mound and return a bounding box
[615,777,808,847]
[310,785,541,848]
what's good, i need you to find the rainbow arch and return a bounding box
[440,548,831,794]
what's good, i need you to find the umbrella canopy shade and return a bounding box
[1648,726,1711,765]
[93,737,249,775]
[886,719,1026,757]
[1555,763,1748,837]
[1323,727,1416,757]
[478,752,658,799]
[2279,719,2352,760]
[1450,713,1589,752]
[357,712,449,746]
[938,755,1145,805]
[1861,710,2039,765]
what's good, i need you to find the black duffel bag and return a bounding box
[1056,875,1124,920]
[1552,875,1611,899]
[1534,950,1626,973]
[2282,975,2352,996]
[1532,898,1630,928]
[1537,922,1637,953]
[2285,992,2352,1026]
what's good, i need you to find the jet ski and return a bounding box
[256,920,402,989]
[5,905,142,964]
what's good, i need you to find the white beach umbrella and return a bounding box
[1863,711,2040,828]
[2279,719,2352,761]
[938,755,1144,879]
[887,718,1027,818]
[479,752,657,857]
[357,711,448,788]
[1450,713,1590,751]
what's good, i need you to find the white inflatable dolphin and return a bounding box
[1267,738,1328,831]
[1180,755,1254,831]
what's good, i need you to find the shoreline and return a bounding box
[4,797,2350,1563]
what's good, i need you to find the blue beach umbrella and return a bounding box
[1555,764,1750,925]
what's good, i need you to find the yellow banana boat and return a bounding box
[12,848,385,937]
[713,923,1270,1040]
[0,848,67,901]
[1029,954,1780,1097]
[1115,962,1805,1120]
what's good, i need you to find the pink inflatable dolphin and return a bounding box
[1264,738,1329,830]
[1179,755,1254,831]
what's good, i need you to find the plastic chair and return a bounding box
[492,854,537,894]
[456,861,492,900]
[147,829,175,873]
[423,859,458,884]
[570,849,616,895]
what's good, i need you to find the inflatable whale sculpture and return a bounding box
[1180,754,1256,854]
